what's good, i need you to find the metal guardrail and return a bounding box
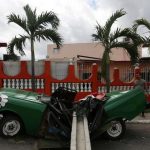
[70,112,91,150]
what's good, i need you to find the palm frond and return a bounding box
[143,36,150,46]
[92,23,105,44]
[7,14,28,33]
[133,18,150,32]
[23,4,37,33]
[35,29,63,48]
[110,42,139,64]
[109,28,122,42]
[36,11,59,30]
[7,35,28,56]
[104,9,126,38]
[110,28,144,45]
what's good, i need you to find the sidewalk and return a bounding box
[128,113,150,124]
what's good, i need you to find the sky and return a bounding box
[0,0,150,60]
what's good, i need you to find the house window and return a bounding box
[82,73,91,80]
[53,48,60,53]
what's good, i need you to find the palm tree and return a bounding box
[7,4,62,91]
[92,9,143,93]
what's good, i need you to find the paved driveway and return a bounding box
[0,124,150,150]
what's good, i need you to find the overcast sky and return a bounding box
[0,0,150,60]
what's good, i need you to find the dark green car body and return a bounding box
[0,87,146,136]
[102,87,146,124]
[0,88,47,136]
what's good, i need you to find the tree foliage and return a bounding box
[92,9,144,92]
[7,4,63,91]
[133,18,150,46]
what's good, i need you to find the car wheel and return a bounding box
[103,119,126,140]
[0,115,22,137]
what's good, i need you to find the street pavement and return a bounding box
[0,114,150,150]
[92,124,150,150]
[0,136,36,150]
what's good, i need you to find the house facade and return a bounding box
[47,42,149,82]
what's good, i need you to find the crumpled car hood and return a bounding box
[0,88,40,103]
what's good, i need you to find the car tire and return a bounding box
[103,119,126,140]
[0,115,22,137]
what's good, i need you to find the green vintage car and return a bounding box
[0,87,146,140]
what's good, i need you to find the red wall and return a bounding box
[0,61,149,102]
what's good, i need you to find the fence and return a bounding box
[0,61,150,101]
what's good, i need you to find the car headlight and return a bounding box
[0,94,8,108]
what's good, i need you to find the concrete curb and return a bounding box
[126,113,150,124]
[127,120,150,124]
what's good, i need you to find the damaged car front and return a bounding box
[0,88,47,137]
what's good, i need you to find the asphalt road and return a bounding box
[0,124,150,150]
[92,124,150,150]
[0,135,36,150]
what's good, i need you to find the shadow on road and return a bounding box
[1,124,150,150]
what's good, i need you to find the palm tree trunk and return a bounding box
[31,38,36,91]
[105,50,110,93]
[106,62,110,93]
